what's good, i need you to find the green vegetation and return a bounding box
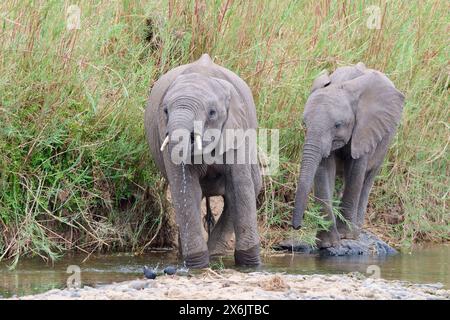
[1,1,448,263]
[210,257,225,271]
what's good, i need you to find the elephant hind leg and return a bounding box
[207,196,234,256]
[356,168,379,228]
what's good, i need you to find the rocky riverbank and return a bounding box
[274,230,398,256]
[10,270,449,300]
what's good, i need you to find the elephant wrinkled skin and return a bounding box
[292,63,405,248]
[144,54,262,268]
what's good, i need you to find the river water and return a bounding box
[1,245,449,298]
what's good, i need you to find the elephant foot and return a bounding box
[208,230,235,257]
[209,239,234,257]
[337,223,360,240]
[234,244,261,266]
[316,229,340,248]
[184,250,210,269]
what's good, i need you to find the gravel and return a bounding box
[8,269,450,300]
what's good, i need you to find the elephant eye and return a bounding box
[335,121,343,129]
[163,107,168,116]
[208,108,217,119]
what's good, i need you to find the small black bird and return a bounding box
[163,266,177,276]
[143,266,157,280]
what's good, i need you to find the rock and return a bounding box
[273,240,315,253]
[128,280,148,290]
[274,230,397,256]
[323,231,397,256]
[115,285,130,292]
[144,281,158,289]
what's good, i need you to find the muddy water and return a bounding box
[1,245,449,298]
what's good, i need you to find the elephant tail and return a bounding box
[204,197,216,237]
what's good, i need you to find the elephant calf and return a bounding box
[292,63,405,248]
[144,54,262,268]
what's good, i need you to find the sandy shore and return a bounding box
[10,269,450,300]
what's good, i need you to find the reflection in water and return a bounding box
[259,245,450,287]
[0,245,449,298]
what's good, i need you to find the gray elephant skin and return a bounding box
[292,63,405,248]
[144,54,262,268]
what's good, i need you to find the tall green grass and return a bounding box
[0,1,448,262]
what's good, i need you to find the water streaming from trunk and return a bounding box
[180,161,188,266]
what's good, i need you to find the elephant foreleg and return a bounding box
[338,157,368,239]
[226,164,260,266]
[356,168,379,228]
[314,156,340,248]
[164,159,209,268]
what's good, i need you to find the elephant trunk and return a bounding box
[292,136,323,229]
[167,108,195,137]
[165,108,210,267]
[166,108,198,160]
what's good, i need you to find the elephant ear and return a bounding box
[213,78,249,155]
[311,70,331,93]
[342,72,405,159]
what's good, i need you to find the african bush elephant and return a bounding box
[144,54,261,268]
[292,63,404,248]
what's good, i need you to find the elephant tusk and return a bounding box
[195,134,202,151]
[160,135,169,151]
